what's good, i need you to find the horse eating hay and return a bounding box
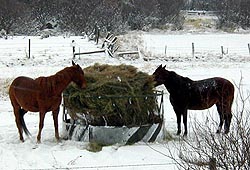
[153,65,234,136]
[9,61,87,143]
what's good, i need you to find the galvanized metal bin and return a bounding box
[62,91,165,145]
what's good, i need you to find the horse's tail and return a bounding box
[19,109,31,136]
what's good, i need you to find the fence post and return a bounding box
[28,39,31,59]
[209,157,217,170]
[221,46,224,58]
[95,26,100,45]
[248,43,250,55]
[192,42,194,58]
[165,45,167,56]
[71,40,75,59]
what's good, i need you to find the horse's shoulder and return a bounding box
[183,76,193,83]
[35,76,45,82]
[179,76,193,87]
[35,76,51,86]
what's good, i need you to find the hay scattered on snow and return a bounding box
[63,63,162,126]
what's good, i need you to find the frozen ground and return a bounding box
[0,32,249,170]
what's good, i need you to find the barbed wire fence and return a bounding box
[1,36,250,62]
[18,141,179,170]
[142,42,250,62]
[20,162,177,170]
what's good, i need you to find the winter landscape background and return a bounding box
[0,29,249,169]
[1,0,250,169]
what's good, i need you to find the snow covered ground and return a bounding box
[0,32,250,170]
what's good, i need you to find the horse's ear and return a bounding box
[72,60,76,66]
[163,65,166,69]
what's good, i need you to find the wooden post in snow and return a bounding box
[192,42,195,58]
[165,45,167,56]
[71,40,76,59]
[248,43,250,55]
[221,46,224,58]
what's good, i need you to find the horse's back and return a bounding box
[187,77,234,110]
[9,76,40,111]
[197,77,234,92]
[10,76,39,92]
[204,77,234,106]
[214,77,234,95]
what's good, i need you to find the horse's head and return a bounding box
[153,64,167,87]
[71,61,87,89]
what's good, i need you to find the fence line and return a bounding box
[20,162,177,170]
[0,37,99,60]
[145,43,250,57]
[1,37,250,61]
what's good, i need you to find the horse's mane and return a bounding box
[35,67,74,96]
[165,70,192,83]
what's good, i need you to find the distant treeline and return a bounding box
[0,0,249,35]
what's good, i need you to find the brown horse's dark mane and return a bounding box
[35,66,74,96]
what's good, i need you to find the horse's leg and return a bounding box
[216,103,224,133]
[37,111,46,143]
[14,107,24,142]
[173,107,182,135]
[183,110,188,136]
[10,95,24,142]
[224,97,233,134]
[176,114,181,135]
[52,109,60,141]
[224,111,232,134]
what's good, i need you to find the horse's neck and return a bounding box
[164,71,192,94]
[37,68,73,95]
[52,68,74,94]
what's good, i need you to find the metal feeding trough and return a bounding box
[62,91,165,145]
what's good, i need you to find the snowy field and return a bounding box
[0,32,250,170]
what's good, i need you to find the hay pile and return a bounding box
[63,64,161,126]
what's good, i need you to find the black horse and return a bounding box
[153,65,234,135]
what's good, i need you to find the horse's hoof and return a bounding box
[56,137,61,143]
[224,130,229,134]
[176,131,181,135]
[20,137,24,142]
[216,130,221,134]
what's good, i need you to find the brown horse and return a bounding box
[153,65,234,136]
[9,61,87,143]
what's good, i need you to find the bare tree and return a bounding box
[0,0,27,34]
[158,0,184,20]
[86,0,124,33]
[29,0,61,30]
[214,0,250,30]
[57,0,103,34]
